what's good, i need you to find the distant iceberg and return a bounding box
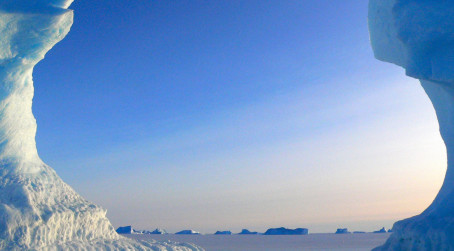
[214,231,232,235]
[238,229,259,235]
[335,228,351,234]
[116,227,169,235]
[176,230,201,235]
[150,228,168,235]
[372,227,387,234]
[116,226,134,234]
[264,227,308,235]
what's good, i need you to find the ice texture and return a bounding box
[0,1,202,250]
[369,0,454,250]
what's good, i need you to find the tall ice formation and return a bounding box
[0,1,202,250]
[369,0,454,250]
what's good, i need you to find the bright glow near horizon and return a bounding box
[33,1,446,233]
[50,74,445,233]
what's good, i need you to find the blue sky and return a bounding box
[33,1,445,233]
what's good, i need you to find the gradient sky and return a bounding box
[32,0,445,233]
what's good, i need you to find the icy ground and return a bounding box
[125,233,390,251]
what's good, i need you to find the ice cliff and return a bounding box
[369,0,454,250]
[0,1,202,250]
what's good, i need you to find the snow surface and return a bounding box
[369,0,454,250]
[0,1,202,250]
[127,233,390,251]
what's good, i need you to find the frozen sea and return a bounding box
[124,233,390,251]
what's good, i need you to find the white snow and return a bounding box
[369,0,454,250]
[0,1,202,250]
[127,233,391,251]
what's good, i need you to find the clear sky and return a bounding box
[33,0,445,233]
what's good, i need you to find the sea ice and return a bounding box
[369,0,454,249]
[0,1,202,250]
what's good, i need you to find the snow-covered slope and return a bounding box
[369,0,454,250]
[0,1,202,250]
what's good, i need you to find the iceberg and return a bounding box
[116,226,134,234]
[214,231,232,235]
[150,228,168,235]
[0,1,202,250]
[264,227,308,235]
[372,227,387,234]
[238,229,259,235]
[369,0,454,249]
[335,228,350,234]
[175,230,201,235]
